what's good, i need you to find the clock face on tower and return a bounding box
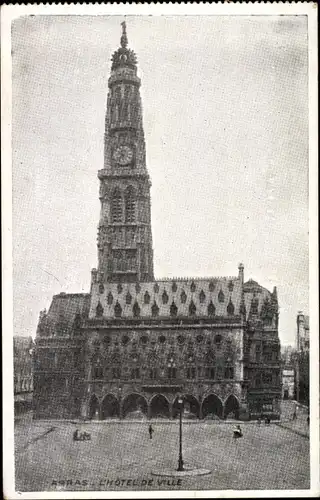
[113,145,134,166]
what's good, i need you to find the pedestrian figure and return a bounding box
[148,424,154,439]
[233,424,243,439]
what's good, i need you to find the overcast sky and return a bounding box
[12,15,309,345]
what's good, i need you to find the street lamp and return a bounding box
[177,396,184,471]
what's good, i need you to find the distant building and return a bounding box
[297,312,309,352]
[33,23,282,421]
[14,336,34,413]
[282,367,295,399]
[295,312,310,405]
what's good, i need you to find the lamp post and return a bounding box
[177,396,184,471]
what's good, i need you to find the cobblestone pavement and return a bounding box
[15,417,309,492]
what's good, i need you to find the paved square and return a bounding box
[15,414,309,492]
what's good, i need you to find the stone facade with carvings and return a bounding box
[34,24,281,421]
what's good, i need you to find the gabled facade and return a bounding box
[34,23,281,421]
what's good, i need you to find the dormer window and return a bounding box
[96,302,104,318]
[189,300,196,316]
[162,290,169,304]
[144,291,151,304]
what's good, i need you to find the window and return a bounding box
[150,368,157,379]
[107,292,113,305]
[126,292,132,304]
[255,343,261,362]
[170,301,178,317]
[180,290,187,304]
[168,367,177,379]
[114,302,122,318]
[228,281,234,291]
[214,334,222,345]
[144,291,151,304]
[133,301,140,318]
[227,299,235,315]
[177,335,185,345]
[93,359,103,379]
[189,300,196,316]
[111,189,122,223]
[131,368,140,379]
[140,335,148,345]
[209,281,215,292]
[172,282,177,292]
[159,335,166,344]
[262,372,272,385]
[190,281,196,292]
[117,283,123,294]
[187,367,196,379]
[135,282,141,293]
[99,283,104,294]
[199,290,206,303]
[112,367,121,379]
[122,335,129,346]
[151,301,159,317]
[205,367,215,379]
[96,302,104,318]
[196,334,204,343]
[162,290,169,304]
[218,290,225,303]
[225,367,234,379]
[208,301,216,317]
[125,186,136,223]
[154,283,159,293]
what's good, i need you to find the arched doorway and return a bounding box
[172,395,200,419]
[101,394,120,419]
[88,394,100,420]
[202,394,223,419]
[150,394,170,418]
[123,393,148,419]
[224,394,240,420]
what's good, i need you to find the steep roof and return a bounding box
[37,293,90,336]
[89,277,241,320]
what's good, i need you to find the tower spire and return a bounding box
[120,21,128,48]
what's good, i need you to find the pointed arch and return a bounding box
[125,186,136,223]
[202,393,223,419]
[123,393,148,419]
[218,290,225,303]
[224,394,240,420]
[88,394,100,420]
[101,393,120,419]
[111,188,123,223]
[150,394,170,419]
[173,395,200,419]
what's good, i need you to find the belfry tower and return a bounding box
[97,22,154,283]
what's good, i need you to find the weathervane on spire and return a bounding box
[120,21,128,48]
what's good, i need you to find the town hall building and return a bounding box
[33,23,281,421]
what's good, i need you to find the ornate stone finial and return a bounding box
[120,21,128,48]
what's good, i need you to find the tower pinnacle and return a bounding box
[120,21,128,48]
